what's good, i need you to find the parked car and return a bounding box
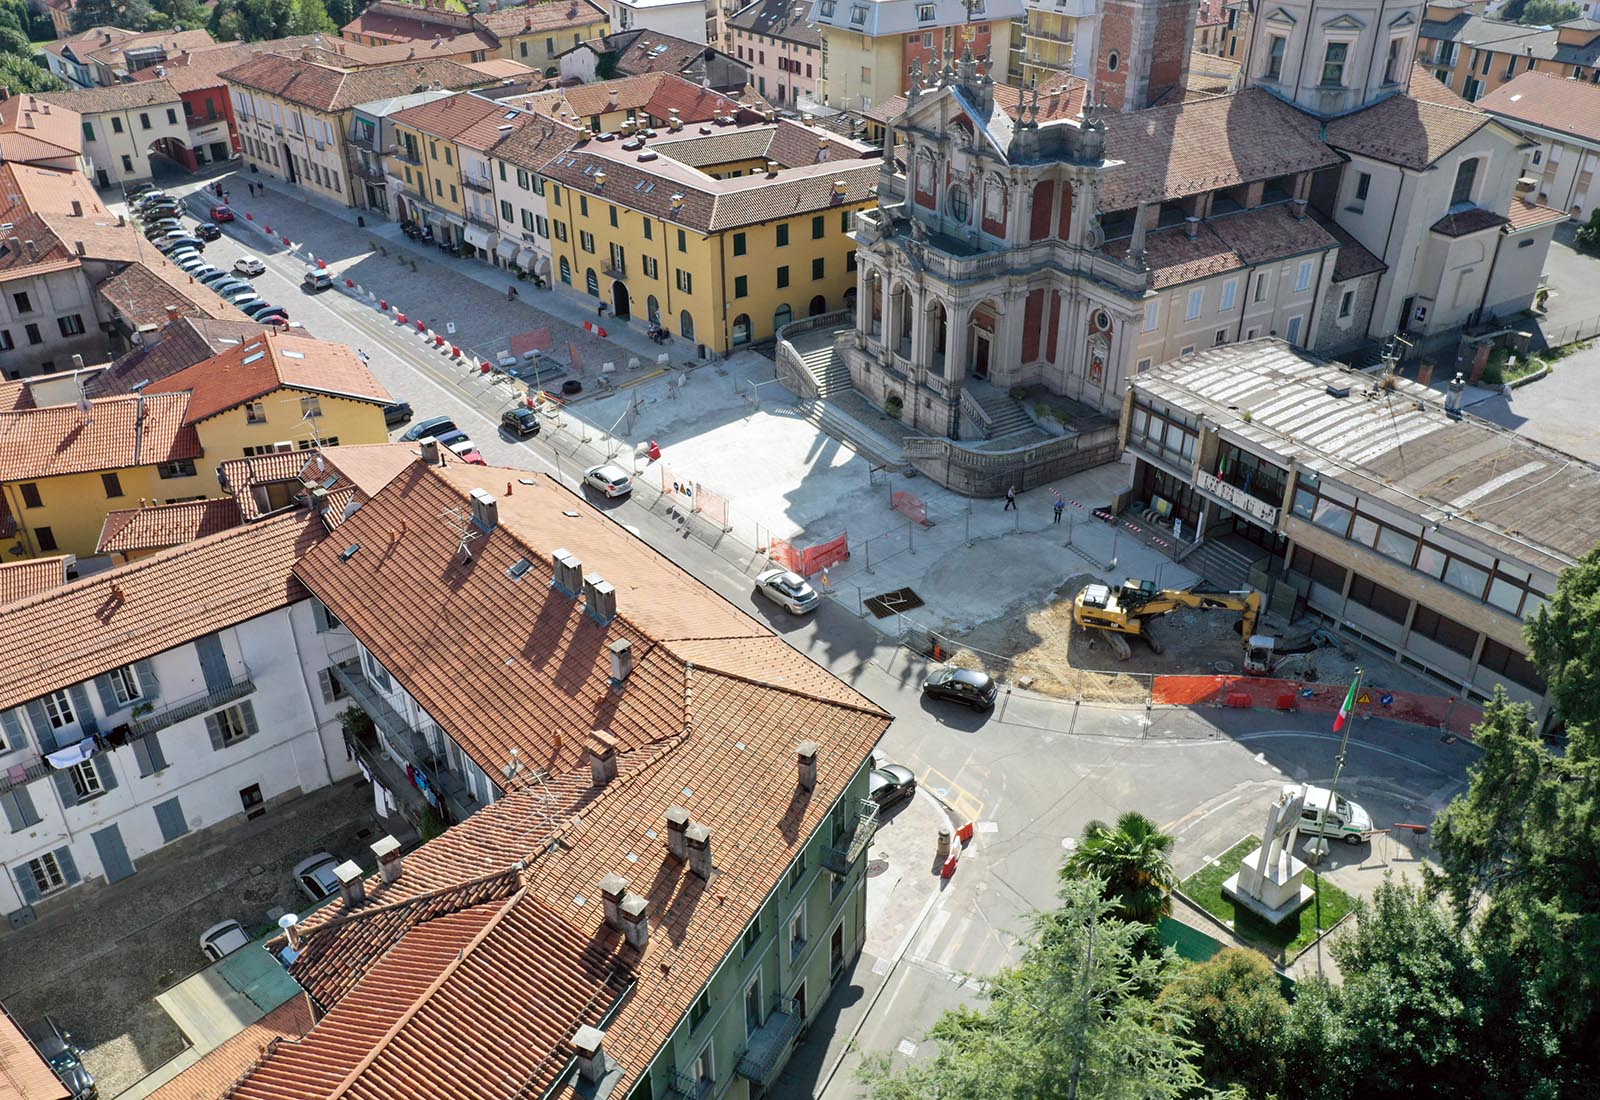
[133,190,170,208]
[501,406,540,437]
[1287,783,1374,845]
[233,255,266,277]
[754,568,819,614]
[401,414,456,442]
[582,463,632,498]
[199,918,251,962]
[434,428,471,451]
[195,222,222,242]
[158,235,204,255]
[448,441,487,465]
[143,219,183,240]
[141,204,181,223]
[209,204,234,222]
[921,667,999,711]
[293,852,342,902]
[382,400,413,426]
[302,269,333,292]
[172,252,207,272]
[257,310,291,327]
[25,1017,96,1100]
[222,287,262,306]
[229,296,270,314]
[868,762,917,810]
[196,267,233,286]
[125,182,154,199]
[242,300,286,319]
[210,277,254,298]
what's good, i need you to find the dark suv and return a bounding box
[501,406,540,437]
[921,667,999,711]
[26,1017,97,1100]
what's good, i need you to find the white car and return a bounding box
[1287,783,1374,845]
[755,568,820,614]
[293,852,342,901]
[233,256,265,277]
[583,463,632,498]
[199,918,251,962]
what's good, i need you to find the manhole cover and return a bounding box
[865,859,890,878]
[864,587,925,619]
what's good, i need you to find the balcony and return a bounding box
[1023,24,1073,45]
[822,799,879,874]
[668,1071,712,1100]
[463,174,493,193]
[348,129,377,152]
[737,999,804,1087]
[602,261,627,279]
[0,754,48,797]
[350,159,388,184]
[466,208,498,229]
[391,146,422,166]
[129,674,256,739]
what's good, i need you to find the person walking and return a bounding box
[1053,498,1064,524]
[1004,485,1017,511]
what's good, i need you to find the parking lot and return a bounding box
[0,779,393,1098]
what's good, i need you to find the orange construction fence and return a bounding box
[768,532,850,577]
[1151,675,1485,738]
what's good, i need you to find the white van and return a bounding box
[1286,783,1374,845]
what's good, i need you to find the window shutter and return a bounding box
[153,796,188,843]
[13,865,39,904]
[0,709,23,751]
[54,845,79,885]
[25,700,55,754]
[93,674,120,714]
[317,669,335,703]
[239,701,259,740]
[66,683,97,737]
[195,634,229,693]
[205,713,225,751]
[96,755,118,793]
[134,731,166,776]
[134,659,159,701]
[2,789,38,831]
[52,768,78,809]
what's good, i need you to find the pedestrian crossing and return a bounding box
[902,904,1025,984]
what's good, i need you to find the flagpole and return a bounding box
[1308,667,1362,868]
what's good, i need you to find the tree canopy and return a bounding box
[1062,812,1178,926]
[1515,0,1580,23]
[0,24,66,93]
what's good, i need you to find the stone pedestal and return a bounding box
[1223,844,1314,924]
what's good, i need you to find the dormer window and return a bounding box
[849,4,866,23]
[917,3,935,19]
[1321,40,1349,86]
[819,0,834,14]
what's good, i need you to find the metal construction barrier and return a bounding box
[768,532,850,577]
[1151,675,1485,737]
[891,491,927,525]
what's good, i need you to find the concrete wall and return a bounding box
[0,267,104,379]
[1314,271,1379,353]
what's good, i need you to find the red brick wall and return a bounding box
[1146,0,1195,105]
[1098,1,1135,111]
[1057,181,1074,240]
[1030,180,1054,240]
[1097,0,1194,110]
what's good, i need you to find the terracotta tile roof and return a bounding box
[645,117,873,169]
[509,73,745,125]
[0,213,79,281]
[1105,221,1243,289]
[0,163,107,220]
[1324,90,1489,171]
[0,508,326,713]
[475,0,607,36]
[642,78,750,127]
[539,139,878,234]
[1406,62,1475,110]
[217,54,490,113]
[729,0,821,47]
[1099,89,1340,209]
[0,381,35,412]
[1430,207,1509,236]
[39,79,182,116]
[219,452,316,520]
[0,1009,69,1100]
[605,29,732,79]
[97,498,243,555]
[144,332,392,424]
[465,57,537,80]
[314,32,502,66]
[0,556,72,606]
[1506,196,1568,232]
[865,73,1087,127]
[143,997,314,1100]
[96,262,243,330]
[1184,48,1241,97]
[486,114,582,168]
[1477,70,1600,146]
[0,94,82,166]
[1208,203,1337,265]
[342,0,477,42]
[391,90,525,142]
[126,39,330,93]
[1318,216,1387,281]
[90,318,289,398]
[82,27,216,68]
[0,392,201,483]
[38,24,137,59]
[219,443,417,521]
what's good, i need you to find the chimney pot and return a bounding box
[469,485,498,530]
[599,871,629,927]
[665,805,690,860]
[588,728,618,785]
[71,199,83,217]
[552,547,582,595]
[1290,197,1307,220]
[334,859,366,906]
[419,436,442,465]
[796,740,819,790]
[685,822,712,879]
[371,835,403,883]
[572,1025,611,1084]
[583,572,617,624]
[619,891,650,948]
[608,637,633,685]
[1183,215,1199,238]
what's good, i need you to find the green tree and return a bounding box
[857,877,1202,1100]
[286,0,335,35]
[1527,544,1600,725]
[1517,0,1579,22]
[0,27,66,92]
[1277,977,1344,1100]
[1062,811,1178,925]
[1576,208,1600,254]
[70,0,154,32]
[1155,948,1287,1097]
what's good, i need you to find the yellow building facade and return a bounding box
[1018,8,1078,87]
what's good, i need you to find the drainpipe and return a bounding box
[1472,224,1508,327]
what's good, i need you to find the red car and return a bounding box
[210,205,234,222]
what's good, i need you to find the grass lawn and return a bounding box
[1180,836,1357,960]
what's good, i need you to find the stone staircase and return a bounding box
[962,378,1037,440]
[1182,537,1260,591]
[791,330,852,397]
[794,398,907,468]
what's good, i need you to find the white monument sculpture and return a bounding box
[1222,787,1316,923]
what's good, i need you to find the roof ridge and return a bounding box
[677,655,889,719]
[321,888,526,1100]
[299,865,522,944]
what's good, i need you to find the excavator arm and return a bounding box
[1137,590,1262,638]
[1072,580,1265,661]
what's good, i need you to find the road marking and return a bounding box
[1162,792,1244,836]
[935,916,973,971]
[912,908,951,960]
[920,765,985,825]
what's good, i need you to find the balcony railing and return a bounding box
[0,754,49,797]
[129,674,256,739]
[391,146,422,166]
[350,160,387,183]
[348,129,377,151]
[463,175,493,193]
[466,208,498,229]
[737,999,804,1086]
[602,262,627,279]
[668,1071,712,1100]
[1023,24,1073,44]
[822,799,879,874]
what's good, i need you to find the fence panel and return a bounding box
[891,491,927,525]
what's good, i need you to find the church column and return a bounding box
[995,290,1027,383]
[945,297,968,381]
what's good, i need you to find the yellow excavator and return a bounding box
[1072,579,1274,671]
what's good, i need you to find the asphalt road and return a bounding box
[132,176,1482,1099]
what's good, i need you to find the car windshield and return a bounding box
[45,1049,77,1072]
[869,769,897,789]
[1334,797,1352,818]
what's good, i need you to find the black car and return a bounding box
[26,1017,96,1100]
[382,400,413,426]
[869,763,917,810]
[141,203,181,221]
[501,406,540,437]
[921,667,999,711]
[195,222,222,241]
[401,415,456,442]
[143,219,182,240]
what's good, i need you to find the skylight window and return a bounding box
[242,351,265,364]
[281,350,305,359]
[507,557,534,580]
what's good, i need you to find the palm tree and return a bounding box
[1061,811,1178,925]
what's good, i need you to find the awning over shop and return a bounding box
[495,238,519,261]
[516,247,536,269]
[463,225,491,249]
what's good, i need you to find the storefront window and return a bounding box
[1213,443,1286,507]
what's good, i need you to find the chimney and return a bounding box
[1184,215,1199,239]
[796,740,818,790]
[1515,175,1536,196]
[608,637,633,685]
[685,822,712,879]
[599,871,628,928]
[587,728,618,785]
[23,239,36,258]
[277,912,301,950]
[669,192,684,212]
[572,1026,614,1085]
[619,891,649,948]
[1290,198,1307,221]
[309,486,330,514]
[372,835,403,884]
[70,199,83,217]
[334,859,366,905]
[766,159,778,177]
[419,436,442,465]
[831,179,846,197]
[551,547,582,595]
[594,170,606,189]
[668,108,682,130]
[583,572,616,624]
[164,304,178,320]
[665,805,690,860]
[469,486,498,530]
[74,240,85,256]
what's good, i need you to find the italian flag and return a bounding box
[1333,673,1363,732]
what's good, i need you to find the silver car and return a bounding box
[582,463,632,498]
[199,918,251,962]
[293,852,341,901]
[755,568,819,614]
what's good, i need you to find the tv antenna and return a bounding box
[439,505,480,561]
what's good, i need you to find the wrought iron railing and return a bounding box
[822,799,879,874]
[129,674,256,738]
[668,1070,712,1100]
[736,998,804,1085]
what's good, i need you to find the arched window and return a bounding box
[647,294,660,323]
[732,313,751,345]
[773,303,793,333]
[585,268,599,296]
[1451,158,1479,209]
[559,256,571,285]
[680,309,695,341]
